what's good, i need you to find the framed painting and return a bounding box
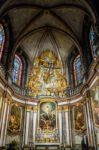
[74,104,86,134]
[8,104,22,133]
[38,99,57,132]
[92,100,99,127]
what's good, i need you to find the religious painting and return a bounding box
[74,104,85,133]
[38,99,57,132]
[8,104,22,133]
[92,100,99,127]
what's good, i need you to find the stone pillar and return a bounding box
[69,105,73,148]
[0,94,11,146]
[84,92,97,150]
[62,107,66,147]
[23,105,37,147]
[33,106,37,144]
[63,106,71,147]
[0,91,3,131]
[58,106,63,145]
[28,108,34,146]
[24,106,31,145]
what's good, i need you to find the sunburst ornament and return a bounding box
[27,50,67,97]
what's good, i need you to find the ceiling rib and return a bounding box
[0,3,94,21]
[50,10,82,54]
[12,26,82,58]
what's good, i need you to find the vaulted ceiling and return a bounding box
[0,0,97,65]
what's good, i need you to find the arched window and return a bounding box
[0,24,5,60]
[12,55,23,86]
[89,26,97,57]
[73,55,83,86]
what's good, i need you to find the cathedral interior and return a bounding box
[0,0,99,150]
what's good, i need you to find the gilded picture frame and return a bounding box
[8,104,22,134]
[38,98,57,133]
[92,99,99,127]
[74,104,86,134]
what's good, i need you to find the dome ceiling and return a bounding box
[0,0,97,64]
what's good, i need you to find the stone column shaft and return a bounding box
[85,97,97,150]
[58,109,62,144]
[0,100,10,146]
[25,111,30,145]
[65,110,70,146]
[33,111,37,143]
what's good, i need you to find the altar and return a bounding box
[34,143,60,150]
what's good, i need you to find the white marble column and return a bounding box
[58,106,63,144]
[3,103,10,146]
[33,107,37,144]
[85,97,97,150]
[0,98,10,146]
[24,110,30,145]
[0,97,4,132]
[64,108,70,146]
[85,100,93,146]
[29,110,34,145]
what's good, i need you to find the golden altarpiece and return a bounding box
[0,49,98,150]
[27,50,67,146]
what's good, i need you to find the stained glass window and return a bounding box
[12,55,22,86]
[0,24,5,60]
[73,55,83,86]
[89,26,97,56]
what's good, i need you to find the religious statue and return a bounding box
[27,49,68,97]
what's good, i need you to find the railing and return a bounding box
[64,84,82,97]
[1,63,85,98]
[12,83,27,96]
[12,83,83,99]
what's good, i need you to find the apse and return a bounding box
[0,0,99,150]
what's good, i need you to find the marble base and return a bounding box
[35,143,60,150]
